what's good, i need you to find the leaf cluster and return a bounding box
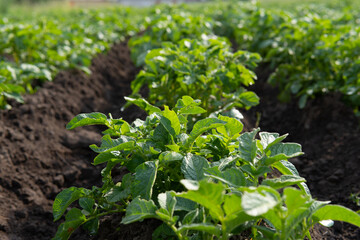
[129,36,260,114]
[53,97,360,239]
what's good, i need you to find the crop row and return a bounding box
[1,2,360,113]
[0,8,144,109]
[51,2,360,239]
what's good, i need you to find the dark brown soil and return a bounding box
[0,42,359,240]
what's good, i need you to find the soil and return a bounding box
[0,42,359,240]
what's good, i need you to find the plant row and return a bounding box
[207,1,360,113]
[52,3,360,239]
[0,8,144,109]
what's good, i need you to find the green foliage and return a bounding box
[53,97,359,239]
[0,8,143,109]
[209,1,360,111]
[130,37,260,113]
[128,6,215,66]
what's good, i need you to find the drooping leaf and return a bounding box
[313,205,360,228]
[124,96,161,115]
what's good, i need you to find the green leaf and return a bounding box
[223,194,256,232]
[178,106,206,115]
[158,191,177,217]
[178,180,225,220]
[82,218,99,235]
[79,198,94,215]
[124,96,161,115]
[262,175,306,189]
[184,118,226,149]
[159,151,183,163]
[238,128,260,163]
[259,132,288,151]
[216,115,243,139]
[273,160,311,196]
[104,186,130,203]
[178,223,221,237]
[90,135,134,153]
[205,166,246,188]
[53,187,87,221]
[313,205,360,228]
[182,209,199,225]
[181,153,209,180]
[159,106,181,138]
[241,187,280,216]
[52,208,86,240]
[265,143,303,165]
[66,112,108,130]
[131,160,158,200]
[121,197,158,224]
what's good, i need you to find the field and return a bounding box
[0,1,359,239]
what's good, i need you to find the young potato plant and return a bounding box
[129,37,261,115]
[53,96,360,239]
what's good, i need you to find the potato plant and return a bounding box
[129,37,261,115]
[52,97,360,240]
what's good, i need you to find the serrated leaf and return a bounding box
[181,153,209,180]
[262,175,306,189]
[121,197,158,224]
[131,160,158,200]
[66,113,108,130]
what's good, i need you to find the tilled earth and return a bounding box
[0,42,359,240]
